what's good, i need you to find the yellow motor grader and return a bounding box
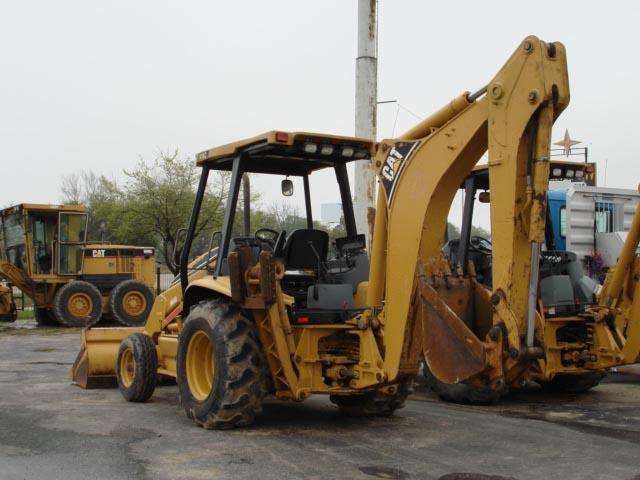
[73,36,640,428]
[0,203,156,327]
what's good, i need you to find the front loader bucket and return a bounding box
[417,272,488,384]
[71,327,141,388]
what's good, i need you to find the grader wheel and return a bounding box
[330,380,413,417]
[53,280,102,327]
[116,333,158,402]
[176,300,267,429]
[109,280,154,326]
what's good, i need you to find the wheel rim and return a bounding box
[68,292,93,318]
[122,291,147,317]
[186,330,215,402]
[120,348,135,388]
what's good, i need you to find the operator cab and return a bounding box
[185,131,376,324]
[450,162,598,318]
[0,203,88,277]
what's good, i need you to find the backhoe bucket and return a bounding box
[71,327,141,388]
[417,272,487,384]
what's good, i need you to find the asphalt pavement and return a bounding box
[1,323,639,480]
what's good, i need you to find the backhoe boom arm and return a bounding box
[368,36,570,382]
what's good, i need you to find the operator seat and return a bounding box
[280,229,329,271]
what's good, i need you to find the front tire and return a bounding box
[53,281,103,327]
[109,280,155,326]
[330,380,413,417]
[177,300,266,429]
[116,333,158,402]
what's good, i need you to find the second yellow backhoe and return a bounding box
[72,36,640,428]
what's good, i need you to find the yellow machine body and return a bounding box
[72,37,640,427]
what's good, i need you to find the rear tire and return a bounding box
[35,307,58,326]
[53,281,103,327]
[116,333,158,402]
[109,280,154,326]
[177,300,266,429]
[540,372,603,394]
[421,360,504,404]
[330,380,413,417]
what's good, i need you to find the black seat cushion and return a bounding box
[281,229,329,271]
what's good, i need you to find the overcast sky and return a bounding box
[2,1,639,230]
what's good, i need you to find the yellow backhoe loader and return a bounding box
[72,36,640,429]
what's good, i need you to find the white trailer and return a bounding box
[563,185,640,267]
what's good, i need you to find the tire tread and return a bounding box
[178,300,266,430]
[116,333,158,402]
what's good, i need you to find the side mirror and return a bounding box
[170,228,188,270]
[281,178,294,197]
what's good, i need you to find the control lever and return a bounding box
[307,241,323,300]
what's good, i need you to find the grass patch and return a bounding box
[17,310,33,320]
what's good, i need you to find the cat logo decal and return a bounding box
[380,140,420,205]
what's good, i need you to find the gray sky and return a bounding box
[2,0,639,230]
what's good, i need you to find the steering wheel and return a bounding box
[255,228,280,248]
[469,236,492,253]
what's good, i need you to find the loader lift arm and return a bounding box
[368,36,569,383]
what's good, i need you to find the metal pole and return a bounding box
[458,177,476,273]
[354,0,377,250]
[242,173,251,237]
[526,242,541,348]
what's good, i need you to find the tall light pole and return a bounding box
[354,0,377,250]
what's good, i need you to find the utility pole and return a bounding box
[242,173,251,236]
[354,0,377,250]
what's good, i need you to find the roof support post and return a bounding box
[215,155,243,277]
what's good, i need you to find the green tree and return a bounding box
[60,150,229,274]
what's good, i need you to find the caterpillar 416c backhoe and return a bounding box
[72,36,640,428]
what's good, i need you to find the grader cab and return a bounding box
[0,203,156,327]
[73,36,640,428]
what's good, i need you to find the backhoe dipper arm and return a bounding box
[368,36,570,382]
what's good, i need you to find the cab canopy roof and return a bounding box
[196,131,376,176]
[464,160,597,190]
[0,203,86,218]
